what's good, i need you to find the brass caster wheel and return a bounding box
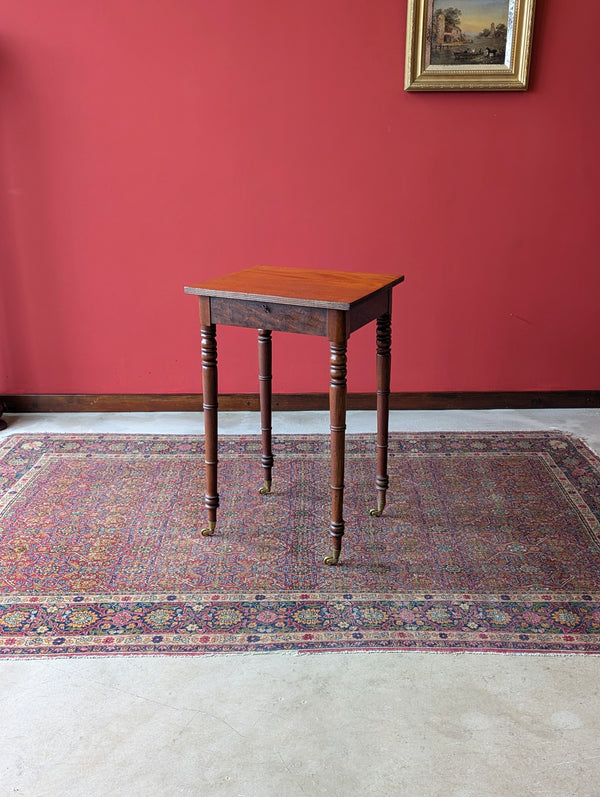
[201,522,216,537]
[323,551,340,566]
[259,480,272,495]
[369,499,386,517]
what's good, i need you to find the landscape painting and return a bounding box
[405,0,536,91]
[429,1,512,66]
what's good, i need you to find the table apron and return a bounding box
[348,291,391,334]
[208,296,329,336]
[203,290,391,338]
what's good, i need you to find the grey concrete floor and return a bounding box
[1,410,599,797]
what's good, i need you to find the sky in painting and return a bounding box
[432,0,511,34]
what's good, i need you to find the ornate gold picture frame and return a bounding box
[405,0,536,91]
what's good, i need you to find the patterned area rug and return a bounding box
[1,432,599,657]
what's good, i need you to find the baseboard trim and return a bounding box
[2,391,599,413]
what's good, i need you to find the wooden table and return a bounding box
[185,266,404,565]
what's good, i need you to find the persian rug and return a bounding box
[1,432,599,658]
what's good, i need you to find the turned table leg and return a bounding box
[324,313,348,565]
[258,329,274,494]
[201,324,219,536]
[370,312,391,517]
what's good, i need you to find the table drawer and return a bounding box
[209,296,329,336]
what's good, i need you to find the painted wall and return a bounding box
[1,0,599,395]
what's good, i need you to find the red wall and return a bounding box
[1,0,599,395]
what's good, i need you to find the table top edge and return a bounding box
[184,269,404,310]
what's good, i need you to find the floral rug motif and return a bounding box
[1,432,599,657]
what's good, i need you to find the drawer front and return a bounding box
[209,297,329,336]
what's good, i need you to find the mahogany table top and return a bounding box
[185,266,404,310]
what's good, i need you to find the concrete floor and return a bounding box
[1,409,599,796]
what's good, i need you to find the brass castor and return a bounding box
[369,499,386,518]
[259,480,272,495]
[323,549,340,566]
[201,521,216,537]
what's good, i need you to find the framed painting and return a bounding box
[405,0,536,91]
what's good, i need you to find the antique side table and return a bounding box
[185,266,404,565]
